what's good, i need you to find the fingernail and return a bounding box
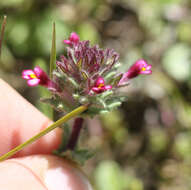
[44,156,92,190]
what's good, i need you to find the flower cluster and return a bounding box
[22,32,152,116]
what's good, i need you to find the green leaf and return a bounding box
[97,98,107,108]
[100,90,113,99]
[85,106,106,117]
[71,149,95,165]
[112,73,123,86]
[104,71,117,81]
[108,102,122,109]
[106,96,128,105]
[54,149,95,165]
[40,96,70,112]
[49,22,56,78]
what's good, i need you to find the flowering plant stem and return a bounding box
[66,117,84,150]
[0,105,88,162]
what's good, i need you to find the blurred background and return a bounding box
[1,0,191,189]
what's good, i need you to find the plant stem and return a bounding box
[67,117,84,150]
[49,22,56,78]
[0,15,7,57]
[0,105,88,162]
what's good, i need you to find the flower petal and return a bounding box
[22,70,35,79]
[140,70,152,74]
[34,66,43,76]
[69,32,80,43]
[27,79,40,86]
[95,77,105,87]
[146,64,152,70]
[136,59,147,66]
[104,85,112,90]
[91,87,101,93]
[63,40,72,45]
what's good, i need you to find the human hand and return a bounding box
[0,79,92,190]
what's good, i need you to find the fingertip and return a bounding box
[0,80,61,156]
[0,155,93,190]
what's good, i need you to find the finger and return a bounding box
[0,155,92,190]
[0,79,61,157]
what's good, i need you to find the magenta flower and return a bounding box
[63,32,80,46]
[22,66,51,87]
[119,59,152,85]
[22,32,152,118]
[58,33,119,95]
[91,77,112,94]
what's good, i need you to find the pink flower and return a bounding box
[63,32,80,46]
[22,66,50,87]
[119,59,152,85]
[91,77,112,94]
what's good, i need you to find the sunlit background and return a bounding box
[1,0,191,189]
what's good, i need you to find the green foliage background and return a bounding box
[1,0,191,189]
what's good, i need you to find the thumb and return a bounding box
[0,155,93,190]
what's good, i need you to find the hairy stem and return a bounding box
[0,105,88,162]
[66,117,84,150]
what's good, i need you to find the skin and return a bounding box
[0,79,92,190]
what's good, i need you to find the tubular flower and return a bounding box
[91,77,112,94]
[22,66,57,90]
[22,32,152,116]
[63,32,80,46]
[22,69,40,86]
[119,59,152,85]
